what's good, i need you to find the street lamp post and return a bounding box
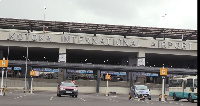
[5,40,10,88]
[24,33,29,92]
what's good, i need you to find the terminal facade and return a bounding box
[0,18,197,86]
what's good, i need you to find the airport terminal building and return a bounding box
[0,18,197,86]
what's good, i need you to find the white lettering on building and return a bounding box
[7,33,195,50]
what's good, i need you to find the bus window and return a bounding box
[186,79,193,87]
[177,79,183,87]
[169,80,177,87]
[169,79,183,87]
[194,79,197,87]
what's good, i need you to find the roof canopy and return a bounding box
[0,18,197,40]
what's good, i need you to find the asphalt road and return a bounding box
[0,90,197,106]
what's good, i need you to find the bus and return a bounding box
[169,75,197,102]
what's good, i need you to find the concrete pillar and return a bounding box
[129,72,133,89]
[57,45,66,83]
[0,51,3,71]
[96,70,100,93]
[0,51,3,59]
[21,64,31,78]
[58,45,66,62]
[21,64,31,89]
[58,68,66,83]
[137,52,145,66]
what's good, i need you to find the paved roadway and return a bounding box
[0,90,197,106]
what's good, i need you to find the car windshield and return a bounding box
[61,82,75,87]
[135,85,148,90]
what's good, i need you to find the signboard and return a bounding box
[30,70,35,76]
[146,73,158,76]
[160,68,167,76]
[0,60,8,67]
[137,58,145,66]
[58,53,66,62]
[119,72,126,75]
[6,32,196,50]
[14,67,21,71]
[7,67,12,70]
[105,74,111,80]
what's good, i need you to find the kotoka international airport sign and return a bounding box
[5,32,196,50]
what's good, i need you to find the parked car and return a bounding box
[129,85,151,100]
[57,81,78,97]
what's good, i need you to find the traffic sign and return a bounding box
[105,74,111,79]
[30,70,35,76]
[0,60,8,67]
[160,68,167,76]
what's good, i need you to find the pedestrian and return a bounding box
[72,80,76,84]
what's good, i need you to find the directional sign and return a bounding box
[30,70,35,76]
[160,68,167,76]
[105,74,111,79]
[0,60,8,67]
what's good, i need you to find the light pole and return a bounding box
[162,14,167,27]
[43,6,46,33]
[162,14,167,40]
[5,39,10,88]
[24,32,29,92]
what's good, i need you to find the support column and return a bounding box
[137,52,145,66]
[96,70,100,93]
[0,51,3,71]
[58,45,66,83]
[137,52,146,84]
[129,72,133,89]
[58,69,66,83]
[21,64,31,89]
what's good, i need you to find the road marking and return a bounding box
[20,96,22,97]
[151,103,153,104]
[50,96,53,100]
[10,92,12,93]
[175,103,178,104]
[181,104,183,105]
[169,102,172,103]
[111,95,117,97]
[17,97,19,98]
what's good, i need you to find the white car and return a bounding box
[129,85,151,100]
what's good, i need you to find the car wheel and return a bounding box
[188,94,194,103]
[148,98,151,100]
[57,94,61,97]
[74,95,77,98]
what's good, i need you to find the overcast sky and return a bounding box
[0,0,197,30]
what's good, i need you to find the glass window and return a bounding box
[61,82,75,86]
[194,79,197,87]
[135,85,148,90]
[186,79,193,87]
[169,79,183,87]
